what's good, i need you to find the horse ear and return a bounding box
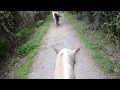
[73,46,82,55]
[52,46,60,54]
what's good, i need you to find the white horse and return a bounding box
[52,46,81,79]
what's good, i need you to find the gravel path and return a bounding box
[27,12,106,79]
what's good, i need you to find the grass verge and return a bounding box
[15,15,51,79]
[64,12,119,77]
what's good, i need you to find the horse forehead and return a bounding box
[60,48,72,54]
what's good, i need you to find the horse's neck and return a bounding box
[56,54,75,79]
[64,56,75,79]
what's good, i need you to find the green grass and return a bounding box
[0,21,36,61]
[15,22,36,42]
[64,12,119,75]
[15,15,52,79]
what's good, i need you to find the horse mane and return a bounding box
[55,49,76,79]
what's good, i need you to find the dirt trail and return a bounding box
[27,12,106,79]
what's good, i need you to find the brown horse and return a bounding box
[52,46,81,79]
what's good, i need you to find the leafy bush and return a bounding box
[69,11,120,46]
[0,11,50,60]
